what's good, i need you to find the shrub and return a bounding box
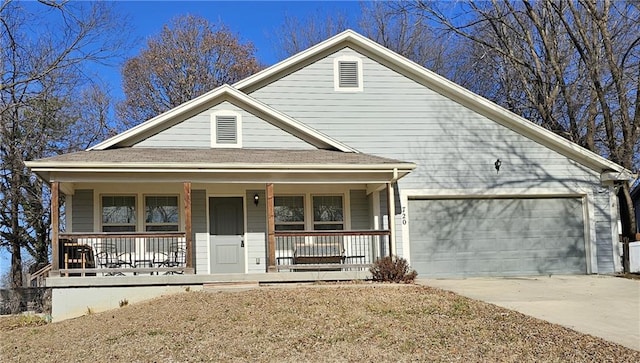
[369,256,418,283]
[119,299,129,307]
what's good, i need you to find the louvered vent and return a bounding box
[216,116,237,144]
[338,61,359,88]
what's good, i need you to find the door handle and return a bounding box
[240,239,244,248]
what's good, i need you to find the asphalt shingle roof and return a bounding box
[33,148,410,167]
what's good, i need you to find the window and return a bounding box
[145,196,179,232]
[274,196,305,231]
[102,196,136,232]
[313,195,344,230]
[334,56,363,92]
[211,111,242,148]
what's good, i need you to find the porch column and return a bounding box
[266,183,276,272]
[51,181,60,272]
[387,182,396,257]
[184,182,193,270]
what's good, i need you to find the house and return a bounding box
[26,30,634,319]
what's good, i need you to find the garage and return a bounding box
[408,197,587,277]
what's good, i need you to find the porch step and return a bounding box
[202,281,260,291]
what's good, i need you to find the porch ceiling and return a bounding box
[26,148,416,184]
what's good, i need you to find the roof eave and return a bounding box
[88,85,356,153]
[235,29,632,178]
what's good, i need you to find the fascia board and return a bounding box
[89,85,355,153]
[236,29,631,177]
[25,162,416,171]
[223,87,356,152]
[89,85,233,150]
[233,30,355,91]
[350,34,633,176]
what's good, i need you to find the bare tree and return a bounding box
[414,0,639,238]
[271,10,351,60]
[0,0,128,287]
[117,15,262,127]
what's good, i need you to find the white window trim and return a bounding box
[334,55,363,92]
[211,110,242,148]
[144,194,180,232]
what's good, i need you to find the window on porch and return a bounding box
[312,195,343,230]
[145,195,179,232]
[102,195,136,232]
[274,196,305,231]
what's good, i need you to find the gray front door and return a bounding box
[209,197,245,274]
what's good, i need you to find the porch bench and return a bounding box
[277,263,371,272]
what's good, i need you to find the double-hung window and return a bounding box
[274,196,305,231]
[102,196,136,232]
[145,195,179,232]
[312,195,344,230]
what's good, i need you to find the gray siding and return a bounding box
[192,190,207,234]
[349,190,369,230]
[134,101,313,149]
[250,48,601,190]
[246,190,266,273]
[72,189,93,232]
[594,189,614,273]
[250,47,612,268]
[246,190,266,233]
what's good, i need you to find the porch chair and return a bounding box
[154,245,186,274]
[95,241,133,276]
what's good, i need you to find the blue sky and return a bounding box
[104,0,362,99]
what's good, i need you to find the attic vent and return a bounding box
[211,111,241,148]
[216,116,237,144]
[338,61,358,88]
[334,55,363,92]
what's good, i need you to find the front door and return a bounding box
[209,197,245,274]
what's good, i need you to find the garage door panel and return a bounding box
[409,198,586,277]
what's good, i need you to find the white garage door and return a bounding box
[408,197,587,277]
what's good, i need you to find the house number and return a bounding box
[401,207,407,225]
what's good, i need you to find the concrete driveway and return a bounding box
[419,275,640,351]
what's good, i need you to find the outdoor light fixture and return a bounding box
[494,159,502,173]
[254,194,259,206]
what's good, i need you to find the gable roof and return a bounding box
[234,29,634,180]
[90,85,356,152]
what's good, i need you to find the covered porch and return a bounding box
[26,148,415,282]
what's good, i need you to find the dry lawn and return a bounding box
[2,284,638,362]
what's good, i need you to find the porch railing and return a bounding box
[57,232,188,277]
[274,230,391,271]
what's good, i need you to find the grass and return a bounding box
[1,284,638,362]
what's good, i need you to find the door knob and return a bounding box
[241,239,244,248]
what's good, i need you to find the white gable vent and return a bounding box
[211,111,242,148]
[334,55,363,92]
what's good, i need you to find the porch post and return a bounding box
[51,181,59,272]
[266,183,276,272]
[387,182,396,258]
[184,182,193,270]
